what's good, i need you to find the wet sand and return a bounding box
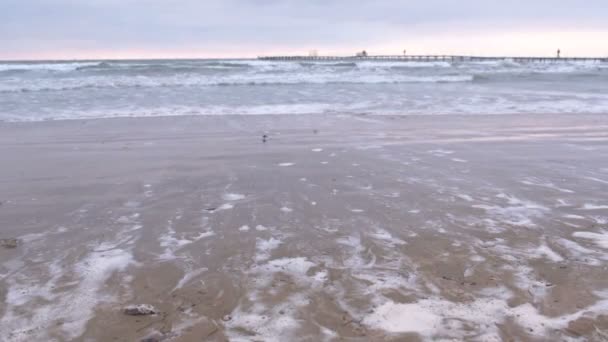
[1,113,608,341]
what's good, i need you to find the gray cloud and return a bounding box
[1,0,606,58]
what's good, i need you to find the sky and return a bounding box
[1,0,607,60]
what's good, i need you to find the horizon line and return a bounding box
[2,52,608,63]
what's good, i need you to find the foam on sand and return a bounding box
[255,224,269,231]
[580,204,608,210]
[427,149,455,157]
[363,301,443,335]
[533,242,564,262]
[1,208,145,340]
[363,289,608,340]
[556,238,604,266]
[1,249,134,341]
[520,178,574,193]
[563,214,586,220]
[173,267,208,290]
[254,237,282,262]
[225,256,326,342]
[368,228,406,246]
[573,231,608,249]
[472,193,548,228]
[585,176,608,185]
[159,216,215,260]
[216,203,234,211]
[222,193,246,201]
[457,194,474,202]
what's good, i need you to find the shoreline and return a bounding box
[2,111,607,126]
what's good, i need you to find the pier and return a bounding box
[259,55,608,63]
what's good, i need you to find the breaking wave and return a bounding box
[0,74,475,93]
[0,62,100,73]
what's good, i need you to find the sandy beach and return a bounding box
[1,113,608,341]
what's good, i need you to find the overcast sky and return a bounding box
[1,0,607,59]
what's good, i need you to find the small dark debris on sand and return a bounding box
[123,304,158,316]
[1,238,20,249]
[141,335,162,342]
[141,338,158,342]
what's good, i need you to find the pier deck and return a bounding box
[259,55,608,63]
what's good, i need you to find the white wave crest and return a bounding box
[0,73,474,93]
[0,62,99,72]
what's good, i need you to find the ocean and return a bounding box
[1,58,607,121]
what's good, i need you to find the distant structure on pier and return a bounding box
[308,50,318,57]
[355,50,368,57]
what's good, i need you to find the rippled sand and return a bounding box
[1,114,608,341]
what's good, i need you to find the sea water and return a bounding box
[1,58,607,121]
